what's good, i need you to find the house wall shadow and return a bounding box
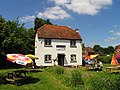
[64,57,68,64]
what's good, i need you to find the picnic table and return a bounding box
[106,66,120,74]
[116,65,120,70]
[5,70,32,86]
[106,66,118,71]
[86,65,95,71]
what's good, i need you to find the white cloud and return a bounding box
[91,0,112,6]
[112,25,118,28]
[109,30,114,33]
[37,6,71,20]
[19,0,112,22]
[104,37,117,42]
[50,0,112,15]
[19,15,35,23]
[66,0,98,15]
[109,30,120,36]
[50,0,69,5]
[116,32,120,36]
[112,43,120,47]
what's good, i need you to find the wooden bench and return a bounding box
[116,65,120,70]
[106,66,118,71]
[106,66,120,74]
[86,65,94,71]
[111,70,120,74]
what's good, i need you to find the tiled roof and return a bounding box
[84,47,95,52]
[37,24,82,40]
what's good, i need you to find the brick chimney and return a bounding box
[75,29,79,33]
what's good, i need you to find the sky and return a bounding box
[0,0,120,48]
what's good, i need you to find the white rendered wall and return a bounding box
[35,34,82,66]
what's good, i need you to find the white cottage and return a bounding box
[35,24,82,67]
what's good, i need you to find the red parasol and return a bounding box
[7,54,33,66]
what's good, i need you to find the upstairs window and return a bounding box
[70,40,76,47]
[44,39,52,47]
[70,54,77,63]
[44,54,52,63]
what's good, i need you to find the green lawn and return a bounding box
[0,68,71,90]
[0,64,120,90]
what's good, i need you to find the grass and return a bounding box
[0,64,119,90]
[0,68,71,90]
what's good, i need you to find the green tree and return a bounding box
[103,48,109,55]
[82,43,85,48]
[93,45,115,55]
[0,16,35,55]
[107,46,114,54]
[102,46,114,55]
[115,45,119,50]
[0,15,6,53]
[26,28,35,54]
[93,45,103,55]
[34,17,53,30]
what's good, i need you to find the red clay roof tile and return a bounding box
[84,47,95,52]
[37,24,82,40]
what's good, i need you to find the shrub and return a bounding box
[114,75,120,90]
[71,70,84,88]
[46,66,65,75]
[53,66,65,75]
[97,55,112,63]
[89,75,120,90]
[60,74,71,87]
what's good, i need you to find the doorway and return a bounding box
[58,54,65,66]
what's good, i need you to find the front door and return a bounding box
[58,54,65,66]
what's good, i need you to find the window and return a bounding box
[70,40,76,47]
[70,54,77,63]
[44,55,52,63]
[44,39,52,46]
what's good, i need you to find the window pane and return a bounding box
[44,39,51,46]
[45,55,52,63]
[70,54,77,63]
[45,40,47,45]
[73,41,76,46]
[49,40,51,45]
[70,40,76,46]
[70,41,72,46]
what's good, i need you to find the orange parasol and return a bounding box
[111,54,118,65]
